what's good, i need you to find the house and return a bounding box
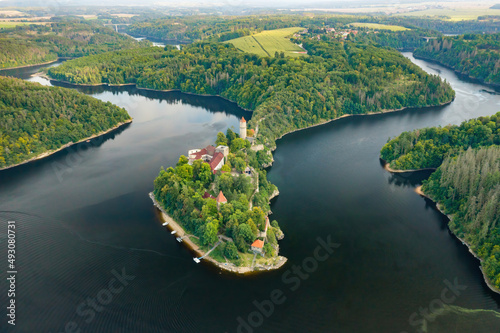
[251,239,264,254]
[209,152,224,174]
[188,145,228,173]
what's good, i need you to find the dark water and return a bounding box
[1,53,500,333]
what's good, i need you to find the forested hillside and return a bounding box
[421,146,500,291]
[0,77,131,168]
[414,33,500,85]
[0,18,148,69]
[380,112,500,170]
[48,40,454,148]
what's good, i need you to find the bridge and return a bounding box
[422,36,438,42]
[103,24,131,33]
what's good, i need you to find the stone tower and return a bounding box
[240,117,247,140]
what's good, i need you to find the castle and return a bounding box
[240,117,247,140]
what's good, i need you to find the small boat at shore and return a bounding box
[193,258,200,263]
[171,230,177,235]
[162,222,168,226]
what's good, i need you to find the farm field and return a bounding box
[0,21,49,29]
[226,27,305,58]
[349,22,410,31]
[396,8,500,21]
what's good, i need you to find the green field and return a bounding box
[396,8,500,21]
[226,27,305,58]
[0,22,48,29]
[349,22,410,31]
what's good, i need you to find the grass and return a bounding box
[349,22,410,31]
[226,27,306,58]
[396,8,500,21]
[0,22,49,29]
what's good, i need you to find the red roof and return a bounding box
[203,192,215,199]
[205,145,216,156]
[251,239,264,248]
[209,152,224,173]
[191,148,207,160]
[216,191,227,203]
[240,117,246,123]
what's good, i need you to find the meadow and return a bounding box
[226,27,305,57]
[396,8,500,21]
[349,22,410,31]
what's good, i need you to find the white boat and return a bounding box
[162,222,168,226]
[171,230,177,235]
[176,237,182,242]
[193,258,200,263]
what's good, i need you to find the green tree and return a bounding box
[216,132,228,146]
[224,241,238,259]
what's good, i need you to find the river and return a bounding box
[0,53,499,333]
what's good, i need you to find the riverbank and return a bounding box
[0,118,132,172]
[413,53,500,90]
[149,192,287,275]
[269,98,453,152]
[40,74,256,112]
[414,185,500,295]
[383,161,436,173]
[0,58,58,71]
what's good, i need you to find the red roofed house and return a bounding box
[251,239,264,254]
[209,152,224,174]
[216,190,227,210]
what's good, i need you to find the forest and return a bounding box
[0,18,148,69]
[153,130,282,266]
[124,14,500,43]
[380,113,500,291]
[47,39,454,149]
[380,112,500,170]
[422,147,500,291]
[414,33,500,86]
[0,76,131,168]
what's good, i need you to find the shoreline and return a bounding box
[149,193,287,275]
[0,58,59,71]
[41,75,255,113]
[0,119,132,172]
[269,99,453,152]
[383,161,437,173]
[414,185,500,295]
[413,53,500,90]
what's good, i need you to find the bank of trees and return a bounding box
[0,76,131,168]
[381,112,500,169]
[48,39,454,148]
[414,33,500,85]
[380,114,500,291]
[0,18,148,69]
[422,146,500,291]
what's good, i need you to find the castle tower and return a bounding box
[240,117,247,140]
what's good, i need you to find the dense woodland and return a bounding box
[414,33,500,85]
[0,76,131,168]
[381,112,500,169]
[422,147,500,291]
[0,18,148,69]
[125,14,500,43]
[153,131,281,265]
[48,40,454,148]
[380,114,500,291]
